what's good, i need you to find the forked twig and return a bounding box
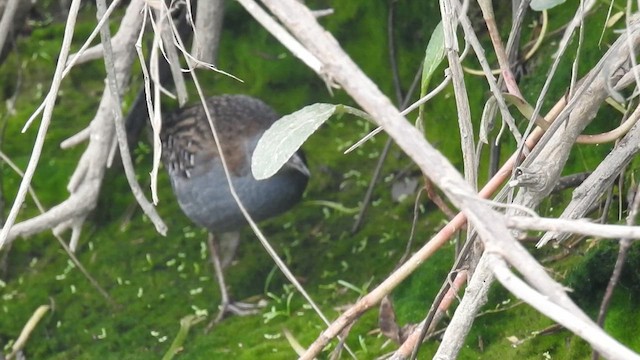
[96,0,167,236]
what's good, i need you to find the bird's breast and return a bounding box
[169,159,308,234]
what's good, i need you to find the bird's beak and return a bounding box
[285,152,311,178]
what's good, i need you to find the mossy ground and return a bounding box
[1,1,640,359]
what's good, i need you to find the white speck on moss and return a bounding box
[189,287,203,295]
[191,305,208,317]
[264,333,281,340]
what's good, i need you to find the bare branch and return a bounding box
[23,0,124,133]
[60,126,91,149]
[433,256,493,359]
[510,0,622,214]
[192,0,224,65]
[96,0,167,235]
[0,0,83,249]
[7,185,97,240]
[0,0,34,65]
[155,5,188,106]
[0,0,20,56]
[515,0,597,178]
[440,0,476,187]
[507,215,640,240]
[1,0,147,248]
[593,184,640,360]
[237,0,324,77]
[538,109,640,246]
[453,0,521,144]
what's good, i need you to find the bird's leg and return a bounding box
[205,232,264,331]
[207,232,232,324]
[218,231,241,268]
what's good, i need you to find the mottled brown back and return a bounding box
[161,95,279,179]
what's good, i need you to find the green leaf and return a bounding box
[417,21,445,134]
[502,93,551,130]
[252,103,337,180]
[530,0,565,11]
[421,21,445,94]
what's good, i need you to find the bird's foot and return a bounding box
[205,299,267,332]
[219,300,265,317]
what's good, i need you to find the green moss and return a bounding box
[567,242,640,309]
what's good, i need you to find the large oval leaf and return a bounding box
[252,103,337,180]
[530,0,565,11]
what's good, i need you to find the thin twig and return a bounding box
[344,73,451,155]
[0,0,20,57]
[433,254,493,359]
[592,183,640,360]
[351,17,424,233]
[24,0,124,132]
[507,215,640,239]
[236,0,323,75]
[441,0,477,188]
[538,104,640,246]
[96,0,167,236]
[0,150,113,303]
[398,246,472,359]
[512,0,597,177]
[155,6,188,106]
[191,0,224,65]
[60,126,91,149]
[453,0,522,145]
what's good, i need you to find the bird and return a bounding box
[160,94,309,323]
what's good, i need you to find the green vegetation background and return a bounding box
[1,1,639,359]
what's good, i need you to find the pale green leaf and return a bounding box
[417,21,445,134]
[421,21,445,94]
[530,0,565,11]
[252,103,337,180]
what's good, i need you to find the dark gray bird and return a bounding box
[161,94,309,322]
